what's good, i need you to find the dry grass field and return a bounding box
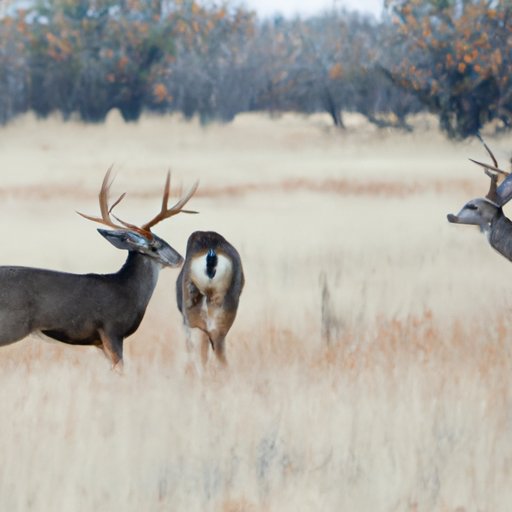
[1,111,512,511]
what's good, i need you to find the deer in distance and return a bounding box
[0,169,198,370]
[447,140,512,261]
[176,231,244,368]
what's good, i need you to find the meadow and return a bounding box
[0,111,511,511]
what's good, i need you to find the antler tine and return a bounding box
[476,133,499,168]
[77,167,128,229]
[99,167,115,223]
[161,171,171,214]
[141,172,199,232]
[469,158,509,176]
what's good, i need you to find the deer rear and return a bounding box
[176,230,244,367]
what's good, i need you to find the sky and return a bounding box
[240,0,384,19]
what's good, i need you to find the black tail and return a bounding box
[206,248,217,279]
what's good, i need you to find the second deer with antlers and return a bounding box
[0,169,197,369]
[447,139,512,261]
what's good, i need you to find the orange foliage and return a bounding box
[117,56,129,72]
[191,1,201,15]
[389,0,512,136]
[152,83,169,103]
[216,8,227,21]
[45,31,73,61]
[328,63,343,80]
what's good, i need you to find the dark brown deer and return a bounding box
[0,169,198,369]
[176,231,244,367]
[447,141,512,261]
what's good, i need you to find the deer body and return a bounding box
[487,212,512,260]
[0,170,198,369]
[0,251,158,347]
[176,231,244,366]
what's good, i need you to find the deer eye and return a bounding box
[466,204,478,210]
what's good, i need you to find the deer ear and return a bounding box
[97,229,150,251]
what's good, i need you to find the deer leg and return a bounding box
[99,329,124,372]
[210,334,227,366]
[200,330,210,367]
[184,324,194,353]
[183,325,199,375]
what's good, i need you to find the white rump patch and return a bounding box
[190,253,233,295]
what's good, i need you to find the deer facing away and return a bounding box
[176,231,244,367]
[0,169,197,369]
[447,141,512,261]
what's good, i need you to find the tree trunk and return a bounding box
[324,89,344,128]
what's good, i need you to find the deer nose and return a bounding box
[447,213,458,223]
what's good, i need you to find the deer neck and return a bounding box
[116,251,162,306]
[488,210,512,262]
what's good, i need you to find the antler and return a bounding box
[469,137,512,206]
[140,171,199,232]
[484,169,499,203]
[77,167,130,230]
[78,168,199,237]
[477,133,499,168]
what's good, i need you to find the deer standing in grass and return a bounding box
[0,169,197,369]
[176,231,244,367]
[447,140,512,261]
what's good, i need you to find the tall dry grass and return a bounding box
[0,111,512,511]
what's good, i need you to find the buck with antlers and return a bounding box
[447,140,512,261]
[176,231,244,368]
[0,169,197,369]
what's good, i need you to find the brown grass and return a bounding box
[0,176,478,202]
[0,111,512,511]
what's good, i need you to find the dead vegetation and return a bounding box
[0,112,511,511]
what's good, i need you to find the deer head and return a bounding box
[79,168,198,267]
[447,139,512,232]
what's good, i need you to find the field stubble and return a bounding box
[0,112,512,511]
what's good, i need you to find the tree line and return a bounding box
[0,0,511,139]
